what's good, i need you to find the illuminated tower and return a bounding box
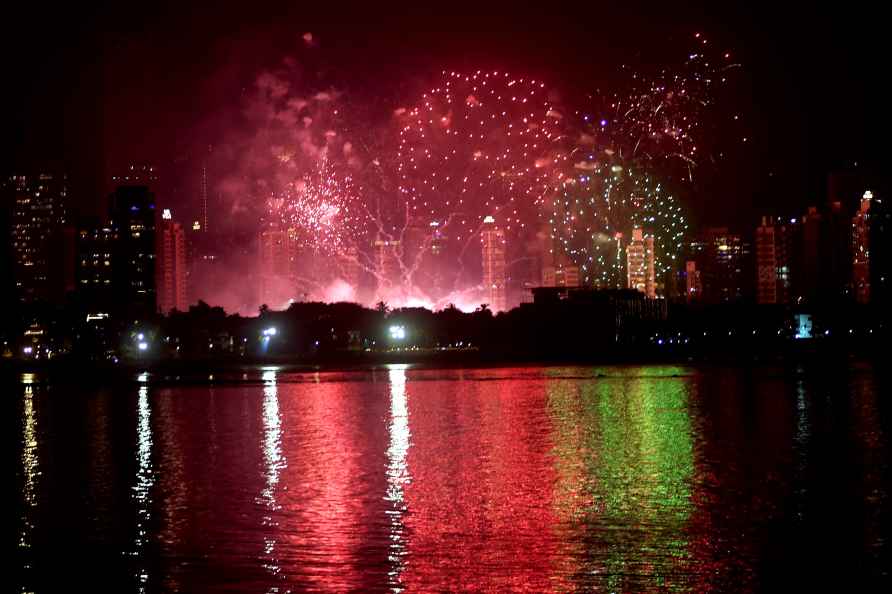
[755,216,795,304]
[9,173,69,303]
[626,227,655,298]
[157,209,188,313]
[852,190,872,304]
[480,215,507,311]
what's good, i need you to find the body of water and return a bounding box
[9,364,891,592]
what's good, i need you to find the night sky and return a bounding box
[2,1,887,229]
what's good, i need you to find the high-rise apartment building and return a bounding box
[9,173,69,302]
[695,228,751,303]
[109,185,157,312]
[755,216,795,304]
[480,216,507,311]
[626,227,656,298]
[822,200,852,301]
[871,194,890,305]
[157,209,188,313]
[852,191,872,304]
[76,223,117,309]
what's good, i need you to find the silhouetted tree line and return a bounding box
[1,293,888,365]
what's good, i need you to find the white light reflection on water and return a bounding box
[132,382,154,592]
[20,382,40,581]
[385,364,411,592]
[793,376,811,520]
[259,367,285,588]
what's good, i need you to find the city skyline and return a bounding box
[1,2,890,326]
[6,7,892,594]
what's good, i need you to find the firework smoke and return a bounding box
[200,33,740,312]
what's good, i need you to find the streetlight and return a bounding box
[388,324,409,350]
[260,327,277,355]
[131,328,152,358]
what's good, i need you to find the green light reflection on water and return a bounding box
[547,366,696,591]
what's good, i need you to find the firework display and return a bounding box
[267,157,365,254]
[252,34,739,308]
[548,158,687,288]
[544,34,738,290]
[583,33,741,180]
[395,71,568,241]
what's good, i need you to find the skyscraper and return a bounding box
[109,185,157,312]
[157,209,189,313]
[76,222,117,310]
[755,216,795,304]
[539,222,581,290]
[852,191,872,304]
[542,256,580,288]
[480,215,507,311]
[821,200,852,301]
[799,206,821,303]
[626,227,656,298]
[696,228,750,303]
[258,224,297,307]
[9,173,69,302]
[0,179,15,307]
[871,194,890,306]
[373,236,401,299]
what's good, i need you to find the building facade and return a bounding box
[76,223,117,309]
[852,191,872,304]
[9,173,69,302]
[755,216,795,304]
[480,216,507,311]
[109,185,157,312]
[157,209,189,313]
[626,227,656,298]
[871,194,890,305]
[694,228,751,303]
